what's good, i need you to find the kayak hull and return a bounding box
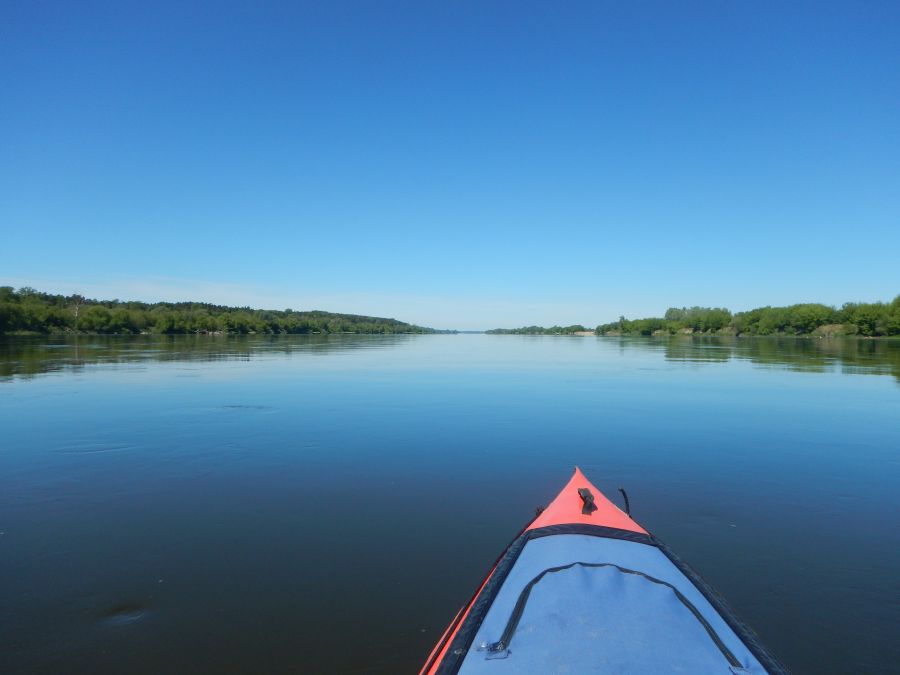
[421,468,787,675]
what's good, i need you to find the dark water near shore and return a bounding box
[1,334,898,674]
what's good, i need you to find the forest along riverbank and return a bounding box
[486,297,900,337]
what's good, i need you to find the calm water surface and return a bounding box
[1,335,898,674]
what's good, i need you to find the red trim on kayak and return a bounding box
[419,607,461,675]
[527,467,647,534]
[420,569,495,675]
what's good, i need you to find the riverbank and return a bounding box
[0,287,433,335]
[595,300,899,338]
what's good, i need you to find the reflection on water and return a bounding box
[1,334,898,675]
[3,334,899,382]
[667,335,900,379]
[0,334,419,380]
[618,335,900,379]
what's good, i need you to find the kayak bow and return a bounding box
[421,468,787,674]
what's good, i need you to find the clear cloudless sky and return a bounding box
[2,1,898,330]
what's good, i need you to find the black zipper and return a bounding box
[483,560,743,669]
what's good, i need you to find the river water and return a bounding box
[1,335,898,674]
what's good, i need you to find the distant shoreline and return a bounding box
[0,286,436,336]
[1,329,435,337]
[2,331,897,342]
[484,331,897,340]
[488,297,900,339]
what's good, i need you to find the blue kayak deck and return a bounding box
[457,534,766,674]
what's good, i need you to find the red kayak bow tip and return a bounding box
[527,466,647,535]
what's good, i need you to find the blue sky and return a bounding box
[2,1,898,330]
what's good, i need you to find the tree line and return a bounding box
[595,298,900,337]
[486,325,588,335]
[0,287,433,335]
